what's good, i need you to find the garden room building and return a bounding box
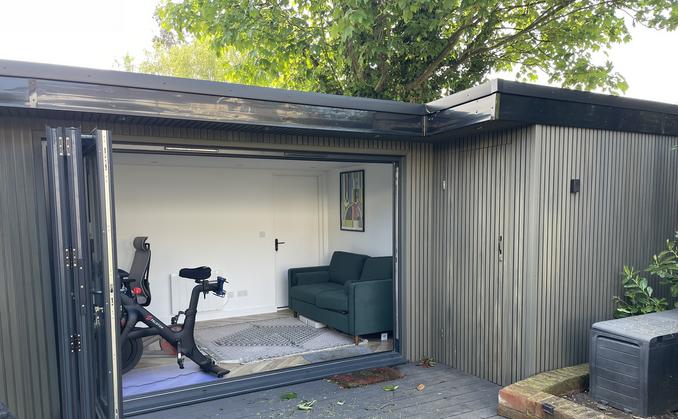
[0,59,676,418]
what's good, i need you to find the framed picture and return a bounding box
[340,170,365,232]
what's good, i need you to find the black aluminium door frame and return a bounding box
[45,127,122,419]
[110,141,406,416]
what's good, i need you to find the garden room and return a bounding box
[110,145,399,398]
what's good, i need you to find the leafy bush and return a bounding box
[647,232,678,306]
[613,266,667,318]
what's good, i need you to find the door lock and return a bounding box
[94,305,104,328]
[275,238,286,251]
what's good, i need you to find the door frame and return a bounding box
[42,128,122,418]
[49,137,405,416]
[272,173,324,309]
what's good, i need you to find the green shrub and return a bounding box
[647,232,678,305]
[613,266,667,318]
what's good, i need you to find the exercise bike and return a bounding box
[118,237,230,377]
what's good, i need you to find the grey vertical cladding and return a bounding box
[432,125,678,386]
[0,115,434,416]
[531,125,678,375]
[432,127,534,385]
[0,119,61,418]
[4,109,673,408]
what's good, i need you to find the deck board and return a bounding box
[136,363,500,418]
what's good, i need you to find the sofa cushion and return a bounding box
[359,256,393,281]
[294,270,330,286]
[315,290,348,312]
[289,282,343,305]
[328,251,368,285]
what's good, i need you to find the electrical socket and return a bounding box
[237,290,248,297]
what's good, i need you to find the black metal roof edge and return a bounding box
[2,59,678,138]
[426,78,678,117]
[425,80,500,112]
[0,59,426,116]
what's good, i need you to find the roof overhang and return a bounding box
[425,79,678,139]
[0,60,424,139]
[1,59,678,141]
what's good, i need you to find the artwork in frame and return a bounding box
[340,170,365,232]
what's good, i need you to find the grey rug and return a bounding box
[194,317,362,364]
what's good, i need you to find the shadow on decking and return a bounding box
[137,363,501,419]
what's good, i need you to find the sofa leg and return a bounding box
[293,311,299,318]
[354,335,360,345]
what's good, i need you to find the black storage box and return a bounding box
[590,309,678,416]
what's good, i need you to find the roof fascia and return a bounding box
[0,59,425,116]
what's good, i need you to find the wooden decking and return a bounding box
[136,363,501,419]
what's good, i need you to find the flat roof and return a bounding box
[427,78,678,117]
[0,59,425,116]
[1,59,678,139]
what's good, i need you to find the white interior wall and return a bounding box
[114,155,393,322]
[324,164,394,262]
[114,162,281,322]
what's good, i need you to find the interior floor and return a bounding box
[124,309,393,396]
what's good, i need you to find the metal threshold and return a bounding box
[124,351,407,416]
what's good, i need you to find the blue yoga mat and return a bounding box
[122,362,220,397]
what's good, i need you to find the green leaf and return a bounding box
[383,385,399,391]
[297,400,316,411]
[280,392,298,400]
[152,0,678,102]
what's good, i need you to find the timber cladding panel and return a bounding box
[431,125,678,386]
[1,110,676,417]
[432,126,535,386]
[530,125,678,375]
[0,114,434,417]
[0,118,61,419]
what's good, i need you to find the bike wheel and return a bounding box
[121,337,144,374]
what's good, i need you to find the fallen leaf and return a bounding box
[383,385,399,391]
[297,400,316,411]
[417,384,425,391]
[280,392,297,400]
[418,357,436,368]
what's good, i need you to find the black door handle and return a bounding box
[275,238,286,251]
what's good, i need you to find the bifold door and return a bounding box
[46,127,121,419]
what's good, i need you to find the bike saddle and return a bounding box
[179,266,212,281]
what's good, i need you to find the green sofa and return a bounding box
[288,251,393,342]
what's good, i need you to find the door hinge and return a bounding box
[64,248,77,268]
[69,334,82,352]
[58,135,73,156]
[57,136,65,155]
[64,135,72,156]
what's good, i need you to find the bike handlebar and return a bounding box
[215,276,227,297]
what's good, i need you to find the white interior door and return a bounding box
[273,175,321,308]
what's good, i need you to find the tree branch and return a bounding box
[451,0,615,71]
[372,0,389,93]
[405,13,482,90]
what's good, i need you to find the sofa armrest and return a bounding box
[288,266,330,287]
[346,279,393,336]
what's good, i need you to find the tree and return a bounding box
[155,0,678,102]
[119,26,313,89]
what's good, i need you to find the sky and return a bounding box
[0,0,677,104]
